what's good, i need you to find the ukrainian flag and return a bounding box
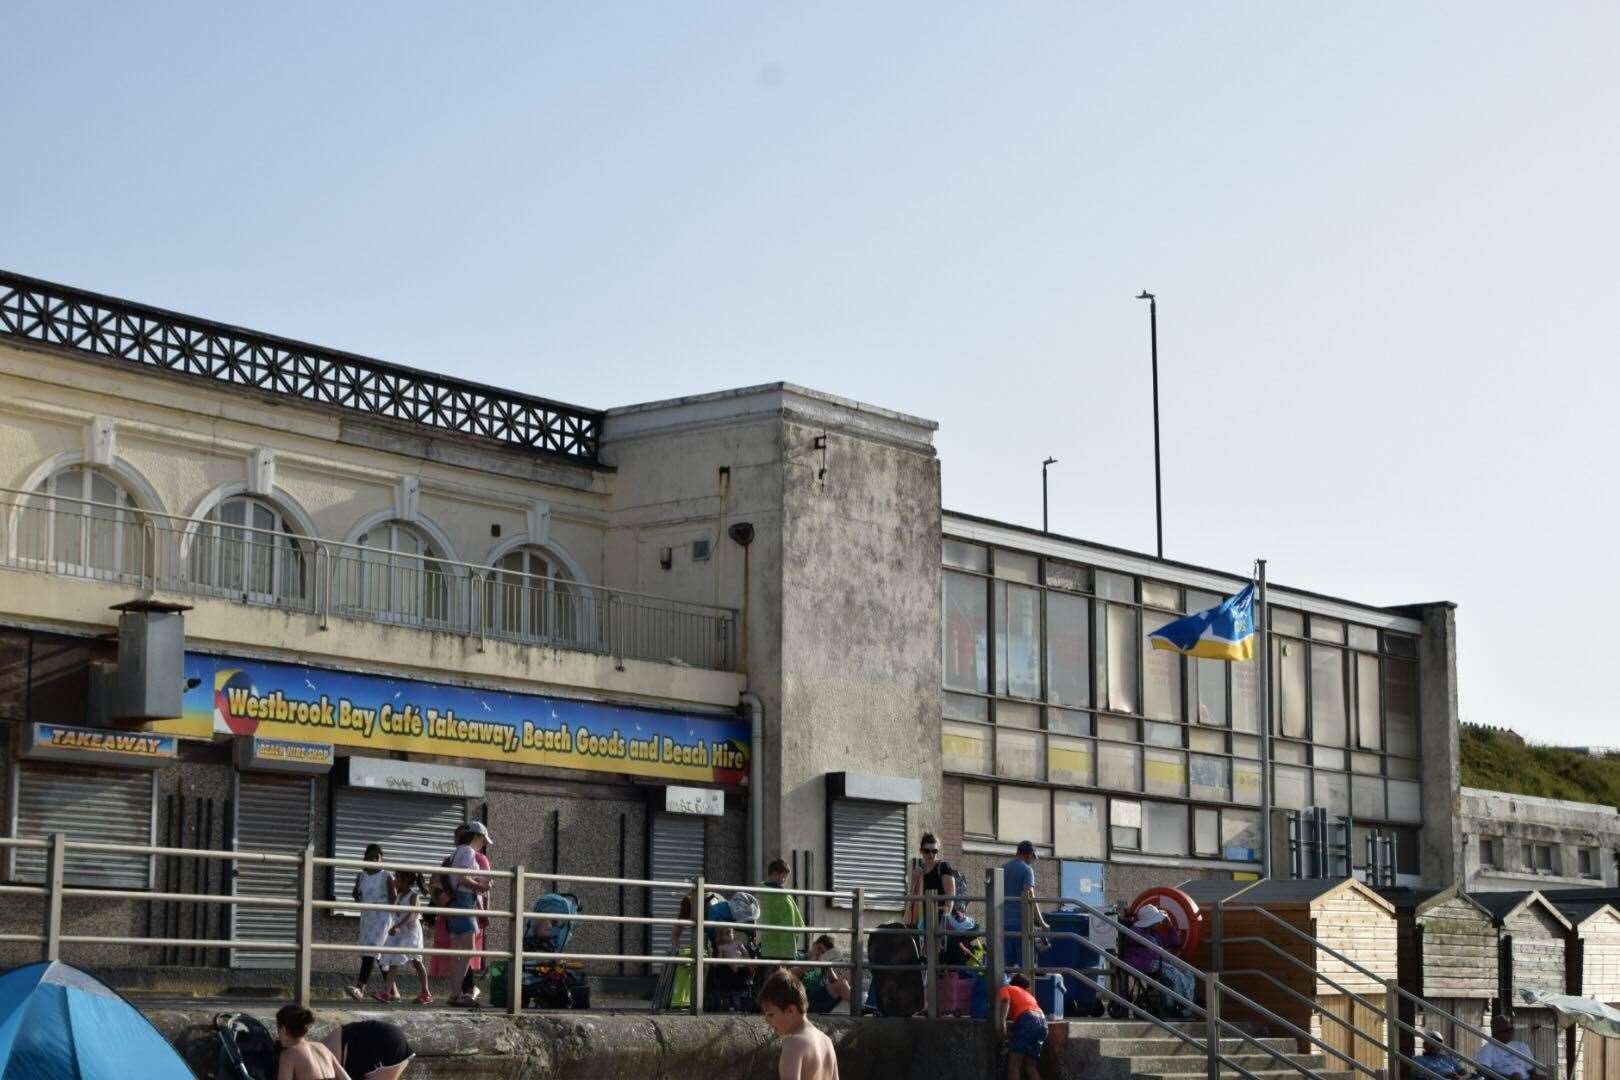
[1147,583,1258,661]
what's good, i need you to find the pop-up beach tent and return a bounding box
[0,960,192,1078]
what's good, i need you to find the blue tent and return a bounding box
[0,961,192,1078]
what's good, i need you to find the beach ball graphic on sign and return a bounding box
[214,668,259,736]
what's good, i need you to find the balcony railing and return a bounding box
[0,269,603,462]
[0,487,736,671]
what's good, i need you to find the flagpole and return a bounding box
[1257,558,1273,879]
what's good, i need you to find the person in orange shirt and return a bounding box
[994,973,1047,1080]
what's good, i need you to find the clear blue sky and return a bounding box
[4,3,1617,743]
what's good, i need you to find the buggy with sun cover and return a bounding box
[521,891,592,1010]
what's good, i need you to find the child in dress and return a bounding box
[377,870,432,1004]
[347,844,391,1001]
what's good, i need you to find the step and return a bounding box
[1132,1072,1357,1080]
[1126,1053,1328,1076]
[1060,1020,1251,1039]
[1087,1037,1300,1059]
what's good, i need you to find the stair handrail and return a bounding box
[1220,900,1537,1080]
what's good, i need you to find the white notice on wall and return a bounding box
[1065,800,1095,824]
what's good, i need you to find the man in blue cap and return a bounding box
[1002,840,1049,968]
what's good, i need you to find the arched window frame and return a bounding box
[13,460,155,581]
[187,489,314,606]
[481,538,595,648]
[345,516,459,628]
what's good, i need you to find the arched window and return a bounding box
[485,545,584,645]
[22,467,143,579]
[190,495,309,604]
[348,520,452,626]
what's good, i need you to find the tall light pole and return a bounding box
[1136,290,1163,558]
[1041,457,1057,532]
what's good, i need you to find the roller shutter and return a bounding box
[9,764,154,889]
[230,773,313,969]
[648,813,705,955]
[830,799,907,906]
[330,787,468,900]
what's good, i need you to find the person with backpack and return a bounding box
[906,833,958,928]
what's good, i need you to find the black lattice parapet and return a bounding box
[0,270,602,463]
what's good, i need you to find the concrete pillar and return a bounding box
[1417,602,1462,888]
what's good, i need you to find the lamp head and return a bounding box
[1042,457,1057,467]
[1136,290,1155,301]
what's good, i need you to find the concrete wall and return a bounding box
[1460,787,1620,892]
[1419,603,1464,889]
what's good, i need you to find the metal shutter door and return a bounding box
[330,787,467,898]
[10,764,154,889]
[830,799,907,905]
[230,774,312,969]
[648,813,705,955]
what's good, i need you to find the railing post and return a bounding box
[1207,900,1225,1080]
[1384,976,1400,1080]
[605,593,617,660]
[1021,892,1036,972]
[925,890,939,1018]
[295,845,315,1007]
[987,867,1006,997]
[691,876,706,1015]
[509,865,526,1016]
[317,545,331,630]
[851,887,866,1017]
[43,832,66,962]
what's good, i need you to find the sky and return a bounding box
[3,3,1617,744]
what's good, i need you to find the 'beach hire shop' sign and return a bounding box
[152,653,749,786]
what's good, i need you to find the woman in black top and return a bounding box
[906,832,957,927]
[321,1019,413,1079]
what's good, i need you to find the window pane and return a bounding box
[1045,562,1092,593]
[1142,580,1181,610]
[1309,617,1345,644]
[1353,775,1386,820]
[1189,727,1227,754]
[1311,646,1347,746]
[1276,639,1307,737]
[1145,749,1187,796]
[1047,708,1092,736]
[944,540,989,572]
[1110,799,1141,850]
[1274,765,1309,810]
[942,721,992,774]
[1194,808,1220,856]
[1195,658,1228,727]
[997,786,1051,844]
[1231,656,1261,733]
[1096,571,1134,602]
[997,583,1042,699]
[1047,592,1091,708]
[1387,757,1420,780]
[964,783,994,836]
[1099,743,1142,791]
[1097,716,1137,742]
[1233,760,1263,805]
[1273,740,1307,765]
[1145,722,1182,747]
[944,692,990,723]
[1356,654,1382,750]
[1314,770,1349,814]
[1314,747,1345,770]
[996,728,1045,781]
[1143,802,1189,855]
[1106,604,1139,713]
[1351,752,1381,774]
[1387,780,1422,822]
[1383,633,1419,658]
[1231,734,1261,759]
[943,572,988,693]
[1049,736,1096,786]
[996,701,1041,729]
[1271,608,1305,635]
[1221,810,1263,863]
[994,551,1040,583]
[1349,625,1379,651]
[1142,613,1183,721]
[1190,754,1231,801]
[1054,791,1105,859]
[1384,660,1418,757]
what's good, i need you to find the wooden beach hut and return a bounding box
[1180,877,1400,1077]
[1546,898,1620,1080]
[1476,890,1574,1079]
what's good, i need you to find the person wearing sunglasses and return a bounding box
[906,833,957,928]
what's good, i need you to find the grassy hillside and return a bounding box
[1461,723,1620,807]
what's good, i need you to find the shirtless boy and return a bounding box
[276,1004,351,1080]
[759,968,840,1080]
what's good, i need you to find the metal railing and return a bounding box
[0,486,736,670]
[0,269,604,461]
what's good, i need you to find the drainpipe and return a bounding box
[741,691,765,883]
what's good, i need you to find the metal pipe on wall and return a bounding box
[740,692,764,883]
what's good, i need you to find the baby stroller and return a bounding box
[868,922,925,1017]
[522,892,592,1010]
[704,891,762,1013]
[212,1013,278,1080]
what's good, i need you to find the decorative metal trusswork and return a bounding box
[0,270,602,462]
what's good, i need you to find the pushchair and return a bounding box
[212,1012,278,1080]
[704,890,762,1013]
[868,922,925,1017]
[522,892,592,1010]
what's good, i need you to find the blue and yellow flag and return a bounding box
[1147,583,1257,661]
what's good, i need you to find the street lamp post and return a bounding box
[1136,290,1163,558]
[1041,457,1057,533]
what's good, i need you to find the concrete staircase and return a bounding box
[1053,1019,1359,1080]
